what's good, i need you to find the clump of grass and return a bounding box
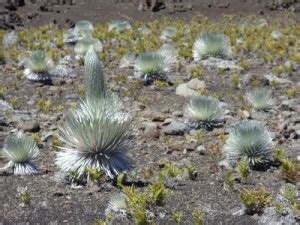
[123,186,149,225]
[284,88,297,98]
[37,99,52,114]
[237,158,250,179]
[240,187,272,215]
[191,66,204,78]
[193,209,205,225]
[160,161,182,179]
[224,169,235,189]
[172,212,182,225]
[148,181,167,206]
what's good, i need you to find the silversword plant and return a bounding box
[186,96,223,129]
[246,88,274,111]
[2,132,39,175]
[134,52,168,84]
[24,50,54,83]
[224,120,273,168]
[193,32,231,62]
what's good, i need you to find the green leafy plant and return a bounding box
[0,86,5,99]
[191,66,204,78]
[224,120,273,168]
[85,167,104,183]
[237,158,250,179]
[160,162,182,179]
[285,88,297,98]
[123,186,149,225]
[240,187,272,215]
[38,99,52,113]
[116,173,127,188]
[186,164,197,180]
[224,169,235,189]
[2,132,39,175]
[18,187,31,205]
[281,159,298,184]
[192,209,205,225]
[172,212,182,225]
[148,181,167,206]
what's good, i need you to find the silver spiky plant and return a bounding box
[157,43,177,65]
[2,132,39,175]
[160,27,177,41]
[55,48,131,179]
[74,20,94,37]
[108,20,132,33]
[224,120,273,168]
[246,88,274,111]
[134,52,168,84]
[84,47,105,100]
[186,96,222,129]
[74,37,103,57]
[24,50,54,83]
[119,53,136,68]
[193,32,231,62]
[105,193,128,217]
[63,28,79,44]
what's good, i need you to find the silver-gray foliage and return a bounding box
[108,20,131,33]
[224,120,273,168]
[186,96,222,128]
[84,47,106,100]
[55,47,131,179]
[23,50,53,83]
[55,99,131,179]
[2,132,39,175]
[246,88,274,111]
[134,52,168,84]
[193,32,231,61]
[74,37,103,56]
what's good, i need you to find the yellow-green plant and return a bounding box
[237,158,250,179]
[148,181,167,206]
[172,212,182,225]
[37,99,52,113]
[240,187,272,215]
[123,186,149,225]
[85,167,104,183]
[192,209,205,225]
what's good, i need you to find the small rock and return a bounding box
[163,121,189,135]
[186,78,206,91]
[172,111,183,117]
[196,145,207,155]
[142,122,160,139]
[18,121,40,132]
[200,57,241,70]
[176,83,198,97]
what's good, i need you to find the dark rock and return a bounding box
[163,120,189,135]
[18,121,40,132]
